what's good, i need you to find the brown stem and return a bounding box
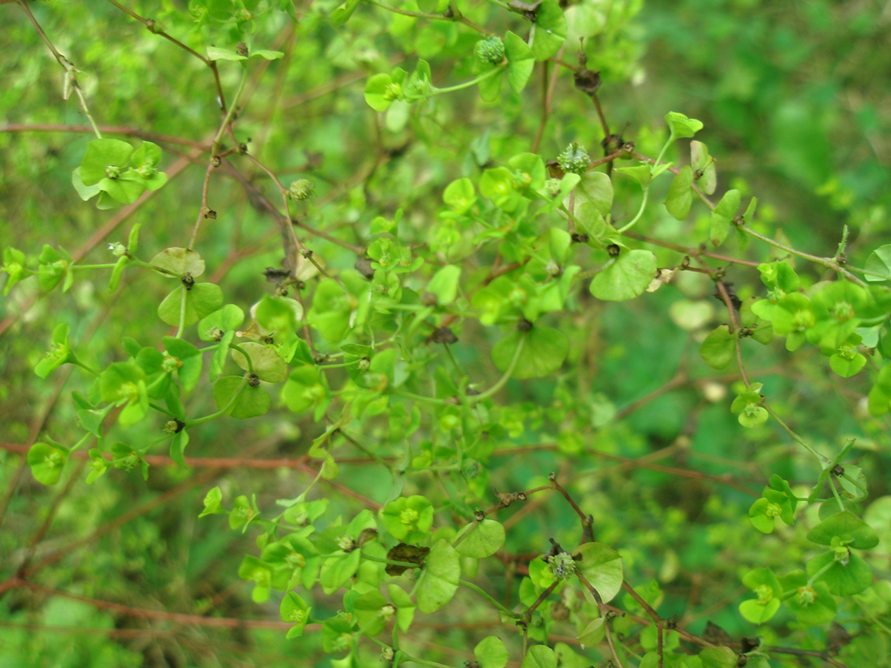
[0,123,209,149]
[7,577,294,630]
[715,280,751,387]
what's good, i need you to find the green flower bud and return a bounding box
[474,36,505,65]
[547,551,577,579]
[557,142,590,175]
[288,179,314,201]
[107,242,127,257]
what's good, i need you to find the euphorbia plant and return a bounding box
[1,1,890,667]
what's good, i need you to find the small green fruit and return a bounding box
[557,142,590,175]
[473,36,505,66]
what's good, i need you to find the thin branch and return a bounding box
[18,1,101,137]
[0,123,209,149]
[715,280,751,387]
[8,577,294,630]
[105,0,227,111]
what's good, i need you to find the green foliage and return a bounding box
[2,0,890,666]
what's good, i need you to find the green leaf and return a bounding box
[590,249,657,301]
[739,568,782,624]
[34,322,73,378]
[576,542,624,603]
[781,571,836,625]
[700,325,735,369]
[251,49,284,60]
[320,549,361,594]
[380,496,434,542]
[443,178,476,213]
[807,549,872,595]
[710,189,740,247]
[529,0,567,60]
[150,247,205,278]
[228,494,259,532]
[213,375,271,419]
[1,246,27,295]
[199,486,223,518]
[615,164,651,188]
[739,597,780,624]
[108,256,128,291]
[480,166,520,211]
[574,171,613,217]
[830,346,866,377]
[232,342,288,383]
[665,111,704,139]
[307,279,354,343]
[280,592,311,638]
[416,540,460,613]
[864,244,891,282]
[807,511,879,549]
[206,45,247,61]
[364,72,402,112]
[351,589,391,636]
[738,405,768,428]
[690,140,717,195]
[198,304,245,341]
[330,0,361,25]
[474,636,509,668]
[522,645,557,668]
[28,441,69,485]
[426,265,461,305]
[665,166,694,220]
[79,138,134,185]
[491,325,568,380]
[504,31,534,93]
[86,448,108,484]
[157,283,223,327]
[455,519,505,559]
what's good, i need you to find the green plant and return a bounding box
[2,1,890,666]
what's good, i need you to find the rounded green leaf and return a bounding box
[380,496,434,542]
[807,550,872,596]
[665,166,694,220]
[280,592,311,638]
[474,636,509,668]
[700,325,735,369]
[416,540,460,613]
[158,283,223,327]
[426,265,461,305]
[28,441,69,485]
[213,375,271,419]
[529,0,567,60]
[590,249,657,301]
[576,542,624,603]
[522,645,557,668]
[351,589,389,636]
[365,73,397,112]
[807,511,879,550]
[455,519,505,559]
[79,138,133,185]
[443,178,476,213]
[198,304,245,341]
[150,247,205,278]
[254,295,303,334]
[232,342,288,383]
[504,31,534,93]
[739,598,780,624]
[665,111,704,139]
[864,244,891,282]
[491,326,568,380]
